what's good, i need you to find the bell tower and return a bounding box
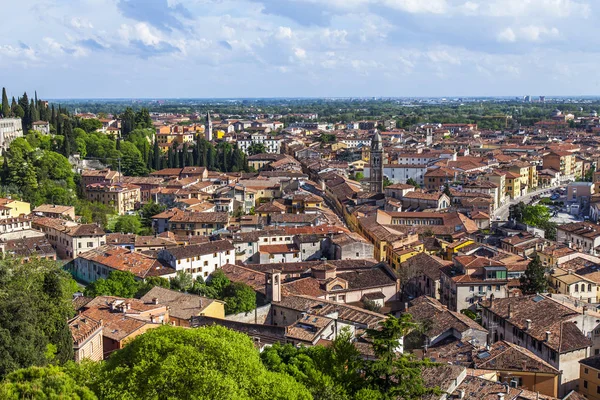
[370,131,384,193]
[205,111,213,141]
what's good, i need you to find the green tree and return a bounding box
[134,107,153,129]
[1,87,10,117]
[248,142,267,155]
[0,258,76,378]
[113,214,142,234]
[136,277,171,298]
[222,282,257,314]
[77,118,103,133]
[94,325,312,400]
[120,107,136,137]
[208,269,231,297]
[406,178,420,188]
[84,271,140,298]
[0,365,97,400]
[520,255,548,295]
[140,201,166,228]
[352,172,364,182]
[120,141,148,176]
[170,271,194,292]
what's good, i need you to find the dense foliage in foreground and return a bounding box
[0,315,441,400]
[0,258,77,378]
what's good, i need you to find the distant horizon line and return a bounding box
[42,95,600,101]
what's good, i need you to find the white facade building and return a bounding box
[364,164,428,186]
[237,133,282,155]
[0,118,23,154]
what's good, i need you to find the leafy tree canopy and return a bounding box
[0,258,76,378]
[93,325,312,400]
[84,270,139,298]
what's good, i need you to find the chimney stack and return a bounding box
[525,319,532,330]
[508,304,512,319]
[545,331,551,342]
[153,297,159,305]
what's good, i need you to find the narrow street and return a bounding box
[493,184,568,221]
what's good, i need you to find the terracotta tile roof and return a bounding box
[3,236,56,258]
[32,204,75,215]
[408,296,487,339]
[68,315,102,346]
[259,244,299,254]
[168,211,229,224]
[275,295,386,328]
[164,240,234,259]
[149,168,183,177]
[481,295,591,353]
[79,297,165,342]
[32,217,105,237]
[455,375,557,400]
[283,278,327,298]
[139,287,218,320]
[473,340,559,374]
[220,263,266,294]
[286,314,332,342]
[77,245,175,279]
[270,213,318,224]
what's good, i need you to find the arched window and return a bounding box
[575,285,579,292]
[581,284,586,293]
[331,285,343,291]
[589,284,593,292]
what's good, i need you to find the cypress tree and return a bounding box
[62,118,73,156]
[181,143,188,168]
[153,139,160,170]
[167,146,173,168]
[1,154,10,185]
[1,87,10,117]
[18,92,30,130]
[172,143,179,168]
[520,255,548,295]
[51,105,56,127]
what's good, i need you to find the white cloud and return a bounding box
[119,23,162,46]
[497,27,517,42]
[275,26,293,40]
[70,17,94,29]
[497,25,560,42]
[520,25,560,41]
[427,49,461,65]
[381,0,447,13]
[294,47,307,59]
[481,0,590,18]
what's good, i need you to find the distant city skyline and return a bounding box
[2,0,600,98]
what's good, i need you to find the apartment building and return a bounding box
[0,118,23,154]
[33,217,106,259]
[481,294,594,395]
[556,222,600,255]
[167,211,229,236]
[157,240,234,280]
[439,255,509,312]
[85,183,141,215]
[543,151,576,182]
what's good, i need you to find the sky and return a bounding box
[1,0,600,98]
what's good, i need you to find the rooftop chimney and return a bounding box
[508,304,513,319]
[525,319,532,330]
[152,297,159,305]
[545,331,551,342]
[498,393,505,400]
